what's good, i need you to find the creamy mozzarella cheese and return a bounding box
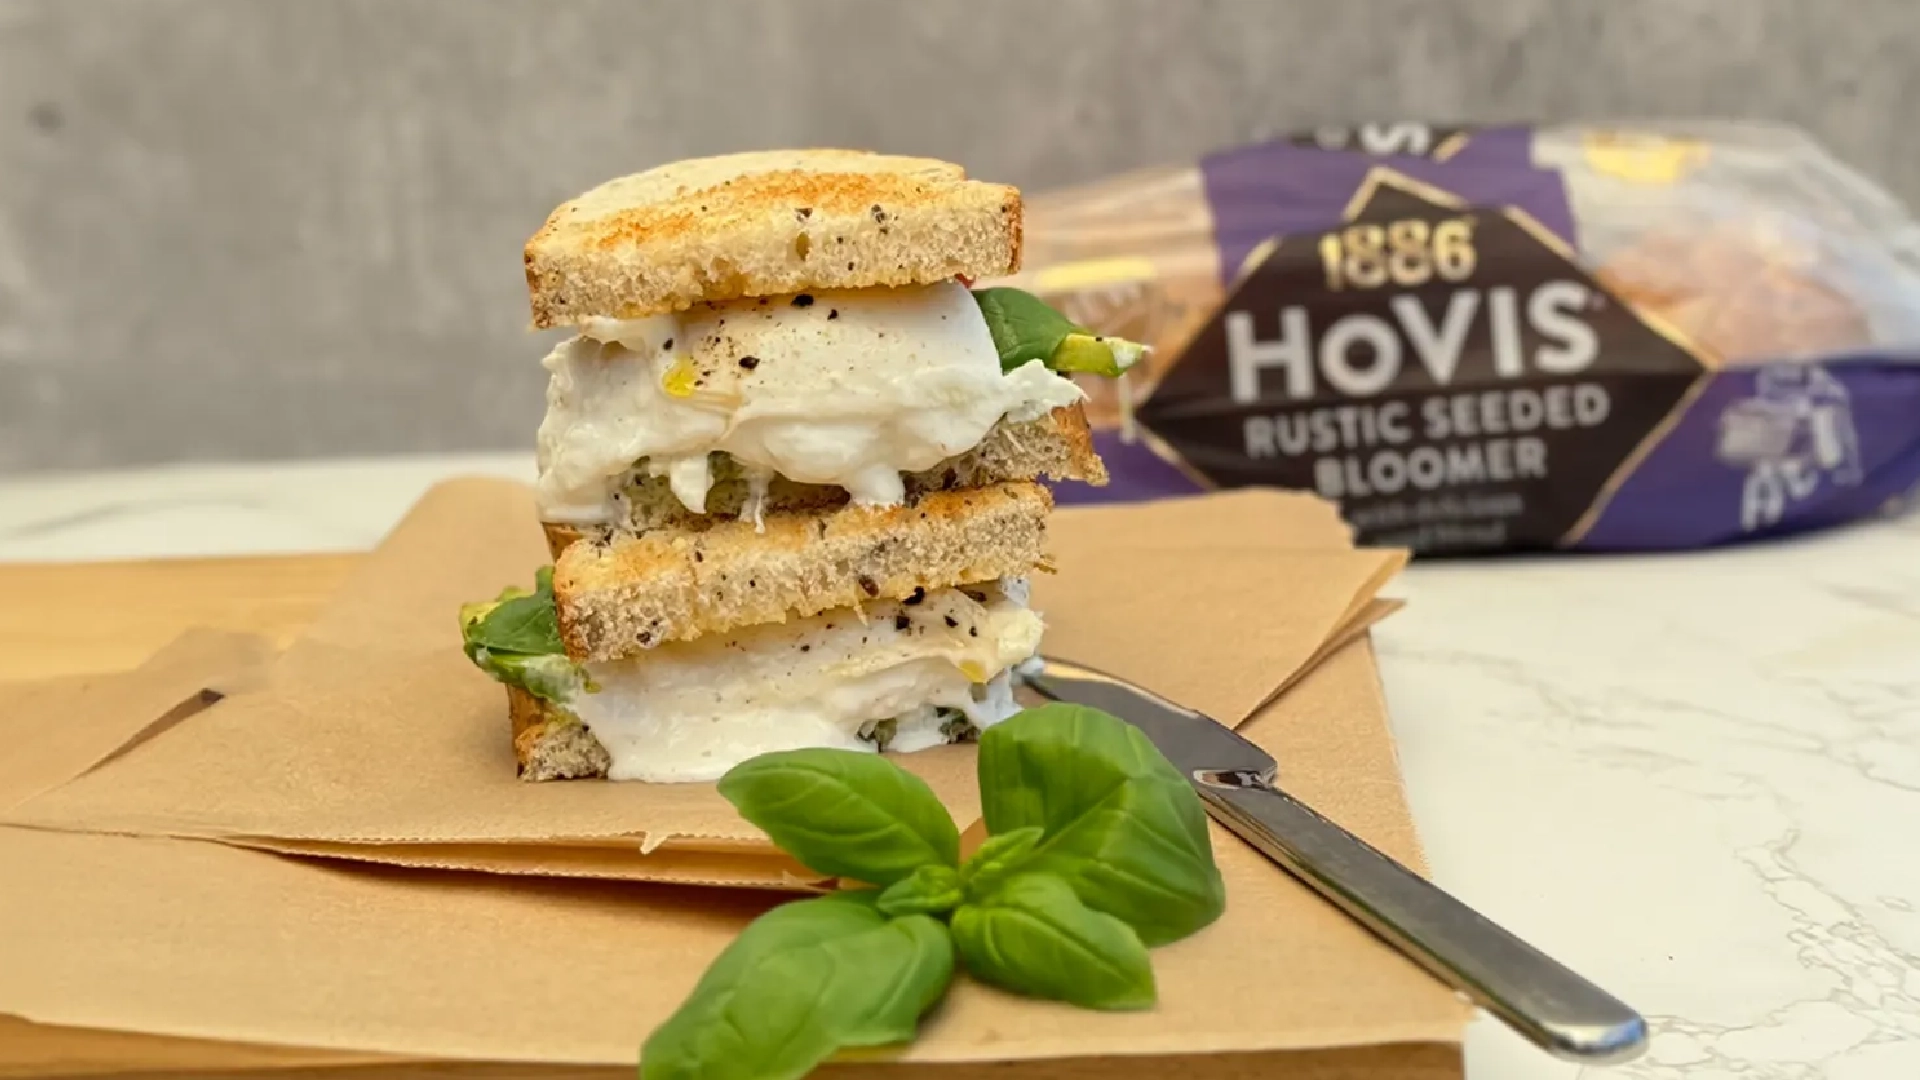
[534,282,1084,522]
[567,583,1041,783]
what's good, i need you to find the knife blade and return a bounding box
[1021,655,1647,1065]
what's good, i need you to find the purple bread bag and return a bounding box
[1000,122,1920,553]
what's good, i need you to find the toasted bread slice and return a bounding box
[552,482,1051,664]
[541,405,1105,558]
[525,150,1021,327]
[508,688,611,782]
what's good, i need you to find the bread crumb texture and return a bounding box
[507,687,611,781]
[526,149,1022,325]
[552,482,1053,664]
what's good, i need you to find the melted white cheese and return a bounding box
[568,584,1042,783]
[534,281,1084,522]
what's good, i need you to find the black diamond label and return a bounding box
[1137,169,1710,553]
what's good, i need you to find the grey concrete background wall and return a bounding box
[2,0,1916,474]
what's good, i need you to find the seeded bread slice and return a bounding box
[526,149,1021,327]
[508,687,611,782]
[552,482,1052,664]
[541,404,1105,558]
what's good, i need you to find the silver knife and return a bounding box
[1021,655,1647,1064]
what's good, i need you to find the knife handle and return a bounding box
[1196,774,1646,1063]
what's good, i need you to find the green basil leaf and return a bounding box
[719,749,961,885]
[877,864,964,918]
[959,825,1044,902]
[461,566,565,657]
[977,704,1225,946]
[972,287,1083,373]
[971,287,1148,377]
[459,569,587,701]
[459,582,531,623]
[458,591,522,660]
[641,892,955,1080]
[952,873,1155,1011]
[689,889,883,991]
[470,651,589,704]
[469,597,564,656]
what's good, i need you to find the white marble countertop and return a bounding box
[3,454,1917,1080]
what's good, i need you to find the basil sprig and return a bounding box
[977,702,1225,945]
[971,287,1147,378]
[641,892,954,1080]
[952,872,1156,1010]
[457,567,590,702]
[642,704,1226,1079]
[717,751,960,886]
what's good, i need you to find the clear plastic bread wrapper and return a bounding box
[997,121,1920,554]
[0,480,1472,1078]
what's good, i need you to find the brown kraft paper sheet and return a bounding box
[0,630,1468,1078]
[2,480,1406,884]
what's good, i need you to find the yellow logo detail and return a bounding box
[1582,130,1709,185]
[1034,256,1158,293]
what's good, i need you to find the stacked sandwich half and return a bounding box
[460,150,1143,782]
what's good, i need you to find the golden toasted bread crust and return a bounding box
[1035,403,1105,484]
[506,686,611,782]
[552,482,1052,664]
[544,521,586,562]
[525,150,1022,325]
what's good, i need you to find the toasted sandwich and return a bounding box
[460,149,1143,782]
